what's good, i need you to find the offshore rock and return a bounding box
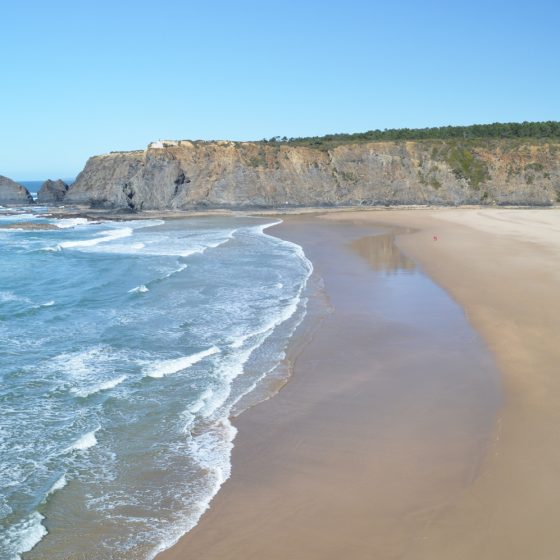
[37,179,69,204]
[65,140,560,210]
[0,222,59,230]
[0,175,34,205]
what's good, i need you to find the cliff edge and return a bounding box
[65,139,560,210]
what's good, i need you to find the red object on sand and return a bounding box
[433,235,438,241]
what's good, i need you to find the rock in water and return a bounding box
[0,175,34,205]
[37,179,69,203]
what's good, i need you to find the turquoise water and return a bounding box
[0,208,311,559]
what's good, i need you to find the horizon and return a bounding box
[2,0,560,178]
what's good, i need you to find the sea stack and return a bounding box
[37,179,69,204]
[0,175,34,205]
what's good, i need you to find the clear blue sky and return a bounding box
[1,0,559,179]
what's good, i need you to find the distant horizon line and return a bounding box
[17,177,76,184]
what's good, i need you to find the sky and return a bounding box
[1,0,559,179]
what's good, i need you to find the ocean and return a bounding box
[0,206,312,559]
[18,182,43,201]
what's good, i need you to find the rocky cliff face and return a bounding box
[0,176,34,205]
[37,179,69,203]
[65,140,560,210]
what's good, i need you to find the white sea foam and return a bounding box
[17,299,57,316]
[46,474,68,497]
[64,428,99,453]
[229,286,308,351]
[144,228,236,258]
[128,285,149,294]
[58,227,133,249]
[229,333,248,349]
[71,375,127,398]
[188,419,236,487]
[97,240,147,254]
[147,235,234,259]
[178,219,313,434]
[187,388,215,416]
[1,217,315,560]
[230,300,296,349]
[0,511,47,559]
[54,218,89,229]
[0,212,37,222]
[0,291,29,304]
[148,419,237,560]
[47,347,132,394]
[60,221,231,258]
[197,346,256,419]
[50,347,104,380]
[132,219,165,228]
[161,262,188,279]
[152,227,313,560]
[229,298,310,416]
[184,305,305,426]
[246,220,282,236]
[145,347,220,379]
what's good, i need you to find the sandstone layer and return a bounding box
[65,140,560,210]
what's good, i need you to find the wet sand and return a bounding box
[339,208,560,559]
[157,210,517,560]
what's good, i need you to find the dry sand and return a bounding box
[158,208,560,560]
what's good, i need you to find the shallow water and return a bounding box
[0,208,311,559]
[154,219,502,560]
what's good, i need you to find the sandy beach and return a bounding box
[5,2,558,557]
[155,207,560,559]
[365,208,560,559]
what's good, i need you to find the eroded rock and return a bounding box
[37,179,69,204]
[0,176,34,205]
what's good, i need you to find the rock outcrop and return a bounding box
[37,179,69,203]
[0,175,34,205]
[65,140,560,210]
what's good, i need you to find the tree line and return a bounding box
[261,121,560,147]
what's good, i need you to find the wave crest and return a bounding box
[145,347,220,379]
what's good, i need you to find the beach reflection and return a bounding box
[351,233,416,274]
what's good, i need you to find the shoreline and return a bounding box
[2,202,559,223]
[157,211,508,559]
[8,206,559,557]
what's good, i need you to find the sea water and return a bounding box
[0,207,312,559]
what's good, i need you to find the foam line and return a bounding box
[145,347,220,378]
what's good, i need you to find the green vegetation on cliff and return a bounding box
[263,121,560,149]
[67,124,560,210]
[256,122,559,193]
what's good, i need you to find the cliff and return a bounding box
[0,175,34,205]
[65,139,560,210]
